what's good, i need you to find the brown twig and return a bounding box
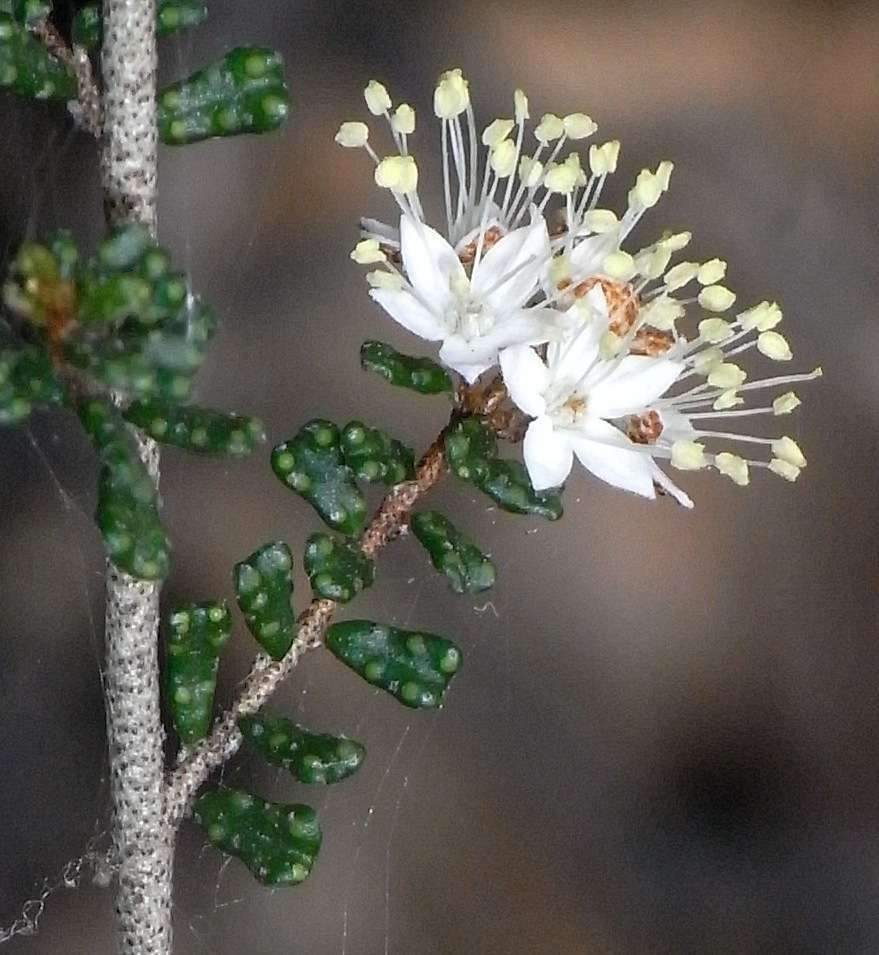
[32,19,102,137]
[165,390,491,827]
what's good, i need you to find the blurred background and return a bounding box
[1,0,877,952]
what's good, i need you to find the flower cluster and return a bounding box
[336,70,820,506]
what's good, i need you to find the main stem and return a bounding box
[100,1,172,952]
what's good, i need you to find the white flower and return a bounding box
[367,211,557,382]
[502,282,822,503]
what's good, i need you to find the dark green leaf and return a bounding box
[0,344,65,425]
[0,14,76,100]
[410,510,495,594]
[445,416,563,521]
[234,541,295,661]
[360,340,452,395]
[194,788,321,886]
[326,620,462,709]
[158,46,289,145]
[79,396,170,580]
[303,532,374,603]
[70,4,101,47]
[340,420,413,485]
[166,601,231,744]
[271,420,367,536]
[11,0,49,27]
[123,399,265,456]
[480,459,563,520]
[444,416,497,485]
[239,713,365,785]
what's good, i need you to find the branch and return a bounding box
[31,19,102,138]
[165,399,482,828]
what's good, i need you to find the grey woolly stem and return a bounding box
[99,1,173,953]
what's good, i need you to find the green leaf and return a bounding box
[79,396,170,580]
[166,601,231,744]
[123,399,265,456]
[194,788,321,886]
[326,620,462,709]
[444,416,497,485]
[480,459,563,520]
[360,340,452,395]
[340,420,414,485]
[410,510,495,594]
[239,713,365,785]
[445,416,563,521]
[158,47,289,145]
[0,344,65,425]
[0,14,76,100]
[271,420,367,536]
[11,0,49,27]
[73,0,207,50]
[234,541,295,661]
[303,532,374,603]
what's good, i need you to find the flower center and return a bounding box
[448,272,493,341]
[626,410,664,444]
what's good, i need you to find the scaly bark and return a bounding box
[99,1,172,951]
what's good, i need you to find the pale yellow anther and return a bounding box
[603,250,636,281]
[599,330,624,360]
[335,121,369,148]
[631,169,663,208]
[535,113,564,144]
[563,113,597,140]
[392,103,415,135]
[374,155,419,193]
[738,300,782,331]
[563,152,587,187]
[636,246,672,280]
[698,318,734,344]
[514,89,529,123]
[518,156,544,188]
[583,209,619,235]
[715,452,750,486]
[713,389,744,411]
[771,436,806,468]
[351,239,386,265]
[434,69,470,119]
[588,140,620,176]
[671,440,707,471]
[482,118,515,148]
[773,391,801,416]
[699,285,737,312]
[693,346,724,375]
[665,261,700,291]
[757,331,792,361]
[697,259,727,285]
[490,139,518,178]
[544,162,579,194]
[367,270,403,291]
[364,80,391,116]
[656,161,674,191]
[661,231,692,252]
[769,458,801,482]
[707,363,747,389]
[641,295,684,331]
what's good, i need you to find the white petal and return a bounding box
[569,232,619,276]
[471,213,550,312]
[370,288,446,341]
[400,215,465,312]
[650,462,694,508]
[657,409,695,442]
[545,313,603,383]
[440,310,555,368]
[499,345,549,417]
[586,356,684,419]
[567,418,656,499]
[523,416,574,490]
[448,358,492,384]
